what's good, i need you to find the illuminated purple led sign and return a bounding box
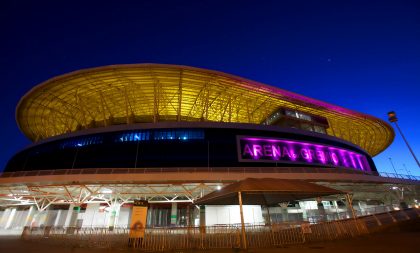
[237,136,371,171]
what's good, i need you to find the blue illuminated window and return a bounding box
[115,130,151,143]
[60,136,103,149]
[115,129,204,143]
[153,129,204,141]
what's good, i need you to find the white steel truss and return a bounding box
[0,182,224,211]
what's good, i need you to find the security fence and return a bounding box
[23,226,129,248]
[21,208,420,251]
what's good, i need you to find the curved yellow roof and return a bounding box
[16,64,394,156]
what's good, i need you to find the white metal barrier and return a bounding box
[22,208,420,251]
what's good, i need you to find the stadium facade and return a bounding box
[0,64,419,230]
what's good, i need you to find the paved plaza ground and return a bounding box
[1,220,418,253]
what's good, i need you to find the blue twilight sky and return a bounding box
[0,0,419,175]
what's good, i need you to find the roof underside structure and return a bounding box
[17,64,393,156]
[0,182,222,210]
[1,179,417,209]
[194,178,344,205]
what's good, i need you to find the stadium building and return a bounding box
[0,64,419,231]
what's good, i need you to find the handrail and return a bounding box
[1,167,419,181]
[378,171,420,181]
[0,167,372,177]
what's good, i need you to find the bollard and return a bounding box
[21,226,31,240]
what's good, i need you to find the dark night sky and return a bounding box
[0,0,419,175]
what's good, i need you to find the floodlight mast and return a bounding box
[387,111,420,168]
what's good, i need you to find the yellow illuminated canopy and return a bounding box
[16,64,394,156]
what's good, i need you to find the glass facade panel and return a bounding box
[297,112,311,121]
[301,123,313,131]
[285,110,297,118]
[5,127,375,172]
[314,125,327,134]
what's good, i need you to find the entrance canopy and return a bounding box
[194,178,344,205]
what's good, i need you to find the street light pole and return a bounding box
[402,164,411,176]
[388,157,398,175]
[387,111,420,168]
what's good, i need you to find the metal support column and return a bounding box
[345,194,357,219]
[170,202,177,226]
[238,191,247,250]
[316,197,326,221]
